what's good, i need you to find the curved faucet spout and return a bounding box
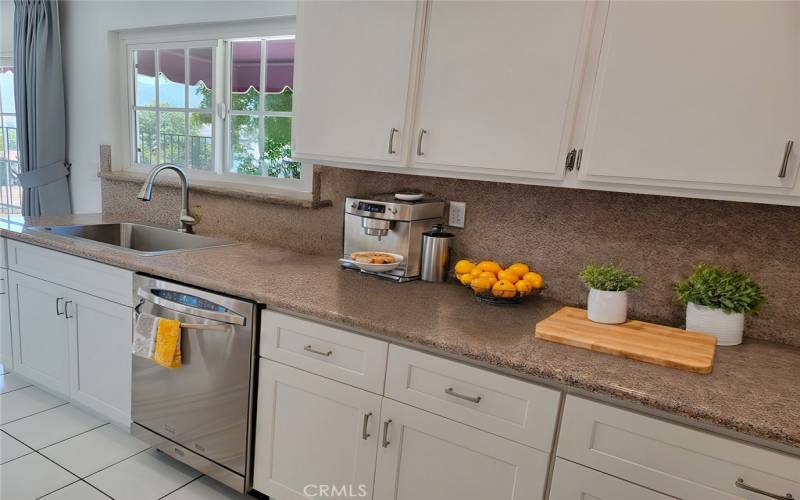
[137,163,196,233]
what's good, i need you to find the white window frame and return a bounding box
[117,18,312,196]
[0,55,22,217]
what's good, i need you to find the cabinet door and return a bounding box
[0,269,12,370]
[579,1,800,192]
[67,289,132,426]
[373,398,550,500]
[411,1,590,180]
[549,459,673,500]
[292,0,421,166]
[9,271,71,395]
[253,359,382,500]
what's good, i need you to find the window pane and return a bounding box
[158,48,186,108]
[231,41,261,112]
[188,47,212,109]
[7,161,21,215]
[229,115,259,175]
[135,110,157,165]
[188,112,212,171]
[265,39,293,112]
[134,50,156,107]
[3,115,17,161]
[160,111,186,165]
[1,67,15,114]
[263,116,300,179]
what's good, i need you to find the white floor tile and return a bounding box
[0,386,65,425]
[0,452,77,500]
[0,430,33,464]
[164,476,251,500]
[86,449,201,500]
[1,404,107,450]
[40,424,149,478]
[0,372,32,394]
[40,480,111,500]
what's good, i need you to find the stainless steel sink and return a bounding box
[30,223,235,256]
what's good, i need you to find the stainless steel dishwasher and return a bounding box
[131,275,257,493]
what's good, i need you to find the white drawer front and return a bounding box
[558,396,800,500]
[7,240,133,306]
[385,345,561,451]
[549,459,673,500]
[260,310,388,394]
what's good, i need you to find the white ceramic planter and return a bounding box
[685,302,744,346]
[587,289,628,324]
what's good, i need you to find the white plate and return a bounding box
[340,253,405,273]
[394,192,425,201]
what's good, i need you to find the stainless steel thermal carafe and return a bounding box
[420,224,455,282]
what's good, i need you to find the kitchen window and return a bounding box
[125,25,309,193]
[0,60,21,219]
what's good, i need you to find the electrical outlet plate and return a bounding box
[448,201,466,228]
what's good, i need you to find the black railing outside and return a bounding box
[138,133,212,170]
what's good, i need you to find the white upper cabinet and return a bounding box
[578,1,800,193]
[411,1,590,180]
[292,0,422,166]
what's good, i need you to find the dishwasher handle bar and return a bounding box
[136,288,246,326]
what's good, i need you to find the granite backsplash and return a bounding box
[101,165,800,347]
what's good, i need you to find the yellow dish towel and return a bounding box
[153,318,182,369]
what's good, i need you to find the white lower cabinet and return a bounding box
[549,459,673,500]
[8,267,133,425]
[9,271,72,395]
[557,396,800,500]
[373,397,550,500]
[253,359,382,500]
[0,268,13,370]
[67,289,132,425]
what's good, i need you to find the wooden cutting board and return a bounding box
[534,307,716,374]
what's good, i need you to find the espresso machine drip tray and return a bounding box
[342,195,446,282]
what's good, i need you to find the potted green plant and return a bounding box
[579,264,643,324]
[675,265,765,346]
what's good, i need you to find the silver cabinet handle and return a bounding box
[778,140,794,178]
[64,300,74,319]
[416,129,427,156]
[445,387,482,404]
[0,277,5,295]
[56,297,65,316]
[304,345,332,357]
[387,128,398,155]
[362,412,372,440]
[382,419,392,448]
[736,478,794,500]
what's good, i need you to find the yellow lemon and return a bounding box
[497,270,519,284]
[458,273,475,286]
[523,272,544,289]
[470,267,483,278]
[470,277,492,294]
[454,259,476,275]
[515,280,533,296]
[476,260,503,275]
[478,272,498,287]
[492,280,517,298]
[507,262,530,277]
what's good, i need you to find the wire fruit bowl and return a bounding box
[473,286,545,305]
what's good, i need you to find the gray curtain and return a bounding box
[13,0,71,216]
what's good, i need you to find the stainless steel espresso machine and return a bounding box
[342,194,446,281]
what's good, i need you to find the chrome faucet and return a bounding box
[136,163,196,233]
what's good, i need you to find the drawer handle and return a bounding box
[387,127,398,154]
[362,412,372,440]
[736,478,794,500]
[304,345,333,357]
[64,300,74,319]
[382,419,392,448]
[778,140,794,178]
[56,297,65,316]
[416,129,427,156]
[445,387,482,404]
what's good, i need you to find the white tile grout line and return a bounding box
[0,401,69,426]
[81,446,152,479]
[33,422,111,451]
[157,475,204,500]
[0,429,35,464]
[0,383,33,395]
[34,479,82,500]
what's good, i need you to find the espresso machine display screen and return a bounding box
[357,202,386,213]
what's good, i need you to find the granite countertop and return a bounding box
[2,215,799,454]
